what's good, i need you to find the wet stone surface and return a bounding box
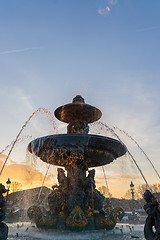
[7,222,145,240]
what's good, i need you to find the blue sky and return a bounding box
[0,0,160,196]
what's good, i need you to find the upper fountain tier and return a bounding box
[55,95,102,134]
[54,95,102,124]
[27,96,127,169]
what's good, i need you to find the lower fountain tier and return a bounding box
[27,205,124,231]
[27,134,127,168]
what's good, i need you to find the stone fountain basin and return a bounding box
[27,134,127,168]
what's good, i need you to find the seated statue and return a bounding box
[48,168,68,215]
[0,183,8,240]
[84,170,105,213]
[0,184,7,222]
[84,169,96,190]
[57,168,68,192]
[143,190,160,240]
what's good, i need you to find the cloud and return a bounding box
[107,0,117,5]
[95,174,141,183]
[136,26,160,32]
[16,88,34,112]
[0,153,16,164]
[106,6,111,12]
[0,159,56,190]
[98,0,117,16]
[98,6,111,16]
[0,47,39,55]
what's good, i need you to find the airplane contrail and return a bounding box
[0,47,39,55]
[136,26,160,32]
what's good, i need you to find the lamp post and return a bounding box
[6,178,11,212]
[130,181,135,215]
[130,181,135,200]
[6,178,11,204]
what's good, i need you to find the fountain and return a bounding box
[27,95,127,231]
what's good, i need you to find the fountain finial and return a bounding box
[72,95,85,103]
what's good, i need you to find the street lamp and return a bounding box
[130,181,135,200]
[130,180,135,216]
[6,178,11,196]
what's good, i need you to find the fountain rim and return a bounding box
[27,133,127,168]
[28,132,126,144]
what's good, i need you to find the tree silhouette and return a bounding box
[10,181,22,193]
[125,183,160,199]
[98,185,112,198]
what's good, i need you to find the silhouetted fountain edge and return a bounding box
[28,133,126,168]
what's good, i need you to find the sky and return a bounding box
[0,0,160,198]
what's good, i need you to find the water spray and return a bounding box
[0,136,33,156]
[0,108,56,177]
[37,164,51,202]
[102,166,113,208]
[113,126,160,180]
[99,122,153,194]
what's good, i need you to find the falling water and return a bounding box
[113,126,160,180]
[0,136,34,156]
[0,107,57,177]
[0,142,14,155]
[93,121,152,193]
[102,166,112,207]
[37,165,51,202]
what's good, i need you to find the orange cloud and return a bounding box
[95,174,141,183]
[0,159,57,190]
[0,153,16,164]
